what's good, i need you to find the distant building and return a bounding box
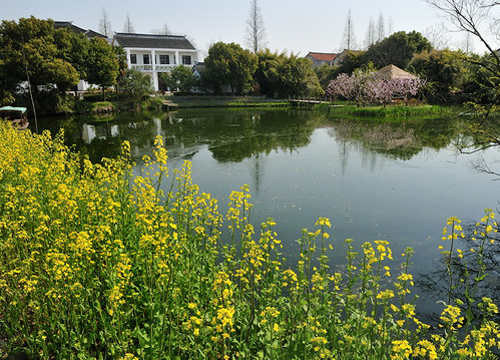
[114,32,200,91]
[54,21,108,91]
[54,21,107,39]
[305,52,338,66]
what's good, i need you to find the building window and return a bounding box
[143,54,150,65]
[130,54,137,64]
[159,55,169,65]
[182,55,192,65]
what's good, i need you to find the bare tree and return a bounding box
[364,16,376,49]
[376,12,385,42]
[458,31,475,52]
[341,9,357,50]
[123,12,135,33]
[99,7,112,38]
[387,15,394,36]
[423,22,452,49]
[425,0,500,150]
[425,0,500,62]
[150,23,171,35]
[245,0,267,53]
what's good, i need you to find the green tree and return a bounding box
[408,49,470,103]
[333,50,366,76]
[160,65,198,92]
[363,31,432,69]
[203,42,257,95]
[0,17,120,110]
[425,1,500,111]
[256,50,324,98]
[118,68,153,100]
[0,17,80,108]
[85,37,120,98]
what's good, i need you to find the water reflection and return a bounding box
[418,222,500,325]
[37,108,500,317]
[43,108,465,167]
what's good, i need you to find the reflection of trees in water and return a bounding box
[418,220,500,326]
[39,109,324,165]
[161,109,322,163]
[328,117,462,161]
[39,111,162,164]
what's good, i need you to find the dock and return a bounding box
[162,100,179,111]
[288,97,333,107]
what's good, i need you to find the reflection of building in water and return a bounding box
[111,125,119,137]
[81,124,96,144]
[81,123,120,143]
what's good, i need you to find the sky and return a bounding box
[0,0,483,58]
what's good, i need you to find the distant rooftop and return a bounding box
[54,21,107,38]
[306,52,338,61]
[114,33,196,50]
[376,64,417,80]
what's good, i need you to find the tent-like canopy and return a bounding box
[0,106,27,113]
[376,65,417,80]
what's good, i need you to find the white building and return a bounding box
[114,32,199,91]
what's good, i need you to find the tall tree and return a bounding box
[363,30,432,69]
[341,9,357,50]
[422,23,451,50]
[123,12,135,33]
[425,0,500,125]
[0,17,80,102]
[408,49,469,103]
[364,16,376,49]
[376,12,385,42]
[256,50,323,98]
[85,37,120,98]
[245,0,267,53]
[387,15,394,36]
[204,42,257,94]
[99,7,112,37]
[150,23,170,35]
[425,0,498,61]
[459,32,475,53]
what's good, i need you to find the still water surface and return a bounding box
[39,108,500,315]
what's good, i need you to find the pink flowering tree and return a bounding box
[326,73,356,101]
[327,70,426,106]
[391,77,427,104]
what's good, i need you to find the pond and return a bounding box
[38,107,500,317]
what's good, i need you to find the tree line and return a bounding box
[3,11,500,116]
[0,17,125,114]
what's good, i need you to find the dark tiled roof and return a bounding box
[114,33,196,50]
[54,21,87,34]
[54,21,107,38]
[84,29,107,39]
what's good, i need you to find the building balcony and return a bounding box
[130,64,153,71]
[130,64,178,71]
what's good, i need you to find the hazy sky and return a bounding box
[0,0,479,57]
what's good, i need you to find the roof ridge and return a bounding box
[115,32,186,38]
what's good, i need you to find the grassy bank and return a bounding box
[318,104,460,121]
[0,122,499,359]
[167,95,289,108]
